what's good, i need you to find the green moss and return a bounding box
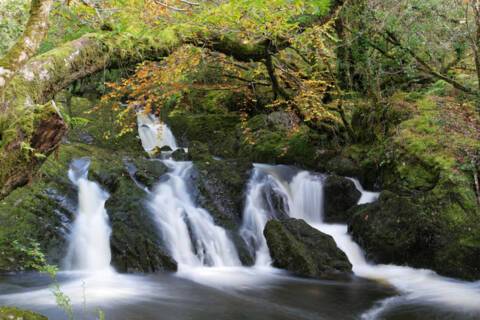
[168,113,240,158]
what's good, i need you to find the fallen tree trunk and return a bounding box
[0,0,344,199]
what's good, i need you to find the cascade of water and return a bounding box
[148,160,241,268]
[136,114,240,269]
[242,165,480,315]
[137,112,178,152]
[239,164,294,266]
[64,158,113,272]
[288,171,324,224]
[347,177,380,204]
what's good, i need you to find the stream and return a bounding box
[0,114,479,320]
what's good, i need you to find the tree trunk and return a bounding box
[0,0,54,101]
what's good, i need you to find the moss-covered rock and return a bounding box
[167,113,240,158]
[0,182,74,271]
[192,158,254,265]
[323,175,361,223]
[349,191,438,266]
[129,158,168,190]
[105,167,176,273]
[264,218,352,279]
[171,148,190,161]
[0,307,47,320]
[238,114,326,168]
[193,159,251,226]
[348,190,480,280]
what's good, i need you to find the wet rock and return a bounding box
[193,159,252,228]
[107,173,177,273]
[348,191,438,269]
[171,148,190,161]
[150,146,162,158]
[0,307,47,320]
[323,175,361,223]
[192,158,253,265]
[131,159,168,190]
[264,218,352,279]
[160,145,172,152]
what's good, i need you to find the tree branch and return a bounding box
[0,0,54,101]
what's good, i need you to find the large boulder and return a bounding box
[264,218,352,279]
[348,191,437,266]
[0,307,47,320]
[348,191,480,280]
[323,175,361,223]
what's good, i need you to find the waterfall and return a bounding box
[289,171,324,223]
[148,160,241,268]
[64,158,112,272]
[347,177,379,204]
[137,112,178,152]
[137,113,240,269]
[242,165,480,314]
[239,165,292,266]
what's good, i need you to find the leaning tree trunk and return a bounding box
[0,0,345,200]
[0,0,54,100]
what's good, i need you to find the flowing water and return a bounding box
[242,165,480,319]
[1,116,479,320]
[148,159,241,269]
[137,112,178,152]
[64,158,112,272]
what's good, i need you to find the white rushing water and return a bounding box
[149,160,241,269]
[137,112,178,152]
[64,158,113,272]
[242,164,480,317]
[137,113,241,270]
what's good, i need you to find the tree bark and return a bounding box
[0,0,54,102]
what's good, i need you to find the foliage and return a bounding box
[0,0,29,55]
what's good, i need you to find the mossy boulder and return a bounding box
[264,218,352,279]
[129,158,168,190]
[188,141,213,162]
[238,114,326,167]
[349,191,439,266]
[167,113,240,158]
[343,95,480,280]
[0,182,74,272]
[324,156,361,178]
[323,175,361,223]
[0,307,47,320]
[193,159,252,228]
[348,190,480,280]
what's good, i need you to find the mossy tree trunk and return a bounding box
[0,0,344,200]
[0,0,53,101]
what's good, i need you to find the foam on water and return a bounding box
[242,165,480,317]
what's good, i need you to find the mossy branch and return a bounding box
[0,0,54,102]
